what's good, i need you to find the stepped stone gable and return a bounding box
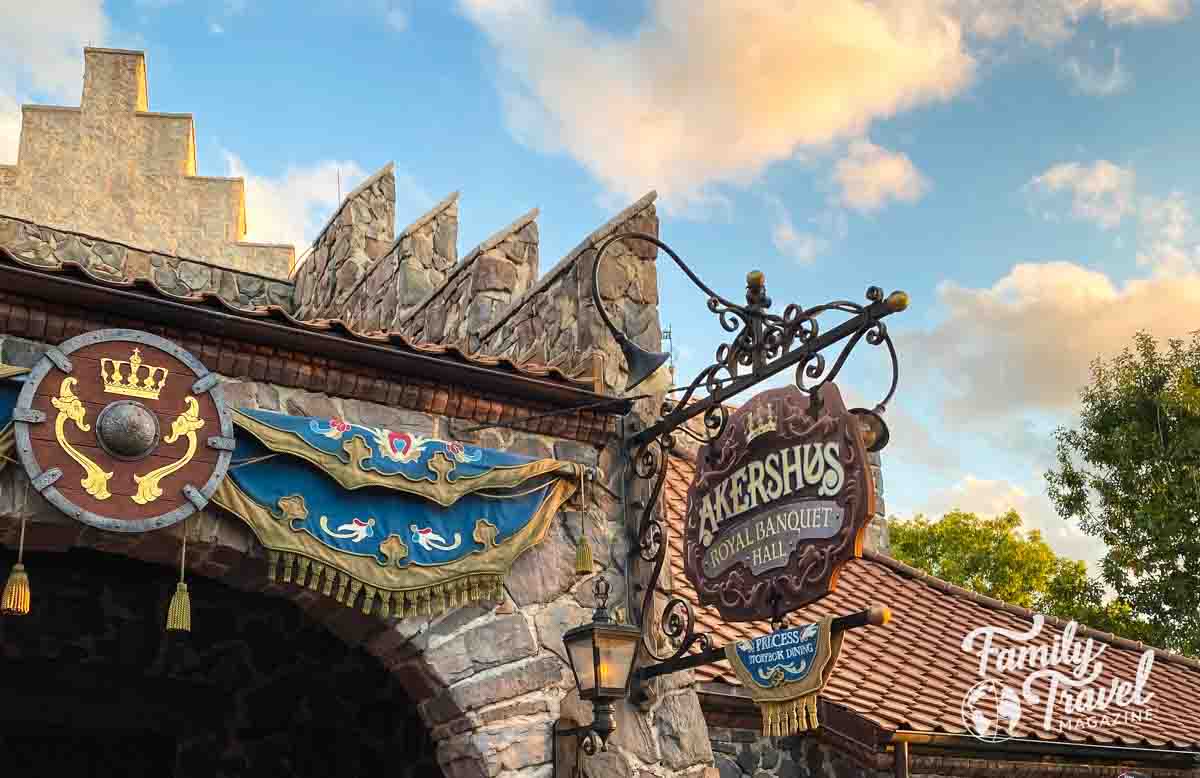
[291,170,459,326]
[0,48,294,280]
[398,208,539,353]
[477,193,661,394]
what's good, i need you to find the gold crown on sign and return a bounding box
[101,348,169,400]
[745,403,777,442]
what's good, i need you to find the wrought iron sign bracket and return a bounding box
[587,231,908,674]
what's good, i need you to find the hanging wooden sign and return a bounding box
[683,383,874,622]
[12,329,233,532]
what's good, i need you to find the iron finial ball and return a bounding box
[95,400,160,460]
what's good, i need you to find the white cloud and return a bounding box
[459,0,975,211]
[1137,191,1200,274]
[222,152,369,253]
[834,139,929,213]
[903,474,1107,568]
[772,216,827,265]
[1064,46,1130,96]
[764,193,844,265]
[953,0,1190,45]
[0,1,109,163]
[1027,160,1135,229]
[911,261,1200,420]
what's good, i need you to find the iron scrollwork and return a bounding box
[589,232,907,680]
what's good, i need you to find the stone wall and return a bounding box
[291,165,460,328]
[478,192,661,394]
[341,192,460,332]
[709,729,890,778]
[0,48,293,279]
[399,209,539,352]
[0,214,292,310]
[0,327,708,778]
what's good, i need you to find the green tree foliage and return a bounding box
[890,510,1150,642]
[1046,331,1200,656]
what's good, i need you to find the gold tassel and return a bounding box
[432,584,445,615]
[2,515,30,616]
[575,474,594,575]
[281,553,294,584]
[2,563,30,617]
[167,525,191,633]
[295,557,311,587]
[346,579,362,609]
[448,581,460,609]
[308,562,325,592]
[167,582,191,632]
[267,550,280,582]
[575,534,593,575]
[379,591,391,619]
[417,589,430,616]
[322,568,336,597]
[361,585,377,615]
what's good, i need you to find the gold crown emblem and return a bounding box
[101,348,169,400]
[745,403,777,442]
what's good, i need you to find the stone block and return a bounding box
[581,750,630,778]
[714,755,742,778]
[475,254,518,292]
[534,599,591,664]
[505,517,579,607]
[340,398,437,436]
[427,655,565,724]
[737,745,759,773]
[653,692,714,770]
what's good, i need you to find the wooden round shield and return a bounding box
[12,329,233,533]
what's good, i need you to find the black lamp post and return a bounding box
[561,576,640,751]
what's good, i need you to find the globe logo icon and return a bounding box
[961,679,1022,742]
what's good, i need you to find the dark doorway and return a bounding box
[0,548,442,778]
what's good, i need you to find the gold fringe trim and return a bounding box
[263,553,506,621]
[1,562,30,616]
[760,694,819,738]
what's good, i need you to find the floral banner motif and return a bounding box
[212,409,582,619]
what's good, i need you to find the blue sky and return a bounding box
[3,0,1200,570]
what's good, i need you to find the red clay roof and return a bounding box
[0,244,599,392]
[663,452,1200,750]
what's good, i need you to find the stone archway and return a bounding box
[0,546,442,778]
[0,373,716,778]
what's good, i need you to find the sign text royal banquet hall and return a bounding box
[683,382,875,623]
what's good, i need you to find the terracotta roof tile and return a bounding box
[0,245,597,391]
[662,453,1200,750]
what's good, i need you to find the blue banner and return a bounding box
[731,623,823,688]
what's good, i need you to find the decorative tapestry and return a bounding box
[213,409,583,619]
